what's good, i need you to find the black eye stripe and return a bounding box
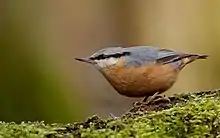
[90,52,130,60]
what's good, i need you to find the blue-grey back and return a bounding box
[123,46,183,67]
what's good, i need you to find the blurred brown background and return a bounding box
[1,0,219,123]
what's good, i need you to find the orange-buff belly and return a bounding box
[102,63,179,97]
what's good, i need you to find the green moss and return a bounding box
[1,90,220,138]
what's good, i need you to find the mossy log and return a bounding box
[1,89,220,138]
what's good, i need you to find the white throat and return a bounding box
[95,57,119,68]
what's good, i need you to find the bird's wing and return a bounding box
[123,46,187,67]
[122,46,159,67]
[156,49,184,64]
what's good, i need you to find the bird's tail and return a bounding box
[177,53,209,69]
[196,54,209,59]
[184,54,209,60]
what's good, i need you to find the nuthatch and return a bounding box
[75,45,208,103]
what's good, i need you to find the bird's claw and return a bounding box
[152,96,171,103]
[143,93,170,105]
[132,101,142,107]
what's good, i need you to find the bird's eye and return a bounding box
[122,52,130,56]
[99,54,106,59]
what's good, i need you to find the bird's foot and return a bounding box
[152,96,171,104]
[143,92,170,105]
[132,101,142,107]
[142,92,160,104]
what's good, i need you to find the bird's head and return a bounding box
[75,47,131,69]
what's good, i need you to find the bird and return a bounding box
[75,45,208,104]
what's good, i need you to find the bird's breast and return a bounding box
[102,61,179,97]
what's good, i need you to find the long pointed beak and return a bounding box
[74,57,93,64]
